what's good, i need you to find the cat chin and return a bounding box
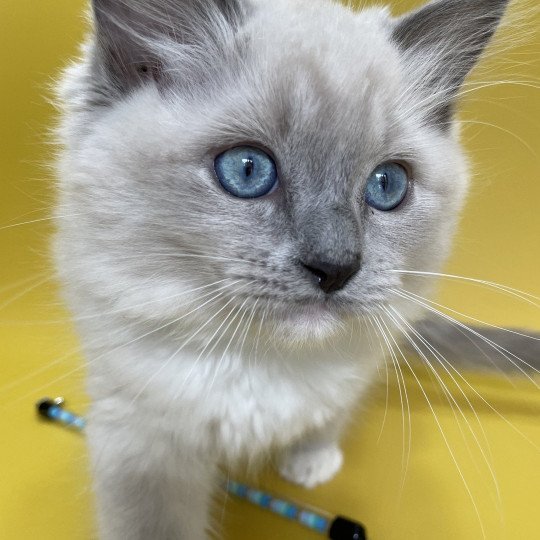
[269,303,345,346]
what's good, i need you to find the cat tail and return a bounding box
[405,318,540,375]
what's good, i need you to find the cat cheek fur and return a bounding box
[54,0,509,538]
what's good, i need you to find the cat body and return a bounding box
[54,0,509,537]
[78,320,371,536]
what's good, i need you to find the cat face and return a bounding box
[55,0,508,344]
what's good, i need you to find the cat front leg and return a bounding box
[87,409,215,540]
[277,418,346,489]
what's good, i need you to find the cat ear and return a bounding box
[90,0,245,99]
[392,0,510,125]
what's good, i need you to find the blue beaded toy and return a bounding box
[37,397,86,430]
[225,480,366,540]
[36,397,366,540]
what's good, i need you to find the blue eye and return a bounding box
[214,146,278,199]
[365,162,409,211]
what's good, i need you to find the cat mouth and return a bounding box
[267,297,348,342]
[256,293,352,320]
[285,301,334,321]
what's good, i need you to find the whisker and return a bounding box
[0,214,83,231]
[366,317,392,447]
[67,278,231,323]
[207,297,252,393]
[416,317,521,387]
[401,287,540,342]
[237,299,259,360]
[244,298,260,394]
[372,314,487,539]
[384,306,503,511]
[0,279,239,396]
[450,118,536,155]
[0,275,52,312]
[251,299,269,370]
[0,272,49,297]
[132,290,251,406]
[5,280,247,408]
[390,269,540,306]
[133,281,256,400]
[393,288,540,381]
[176,303,244,403]
[170,253,263,266]
[391,290,540,451]
[192,301,244,375]
[371,315,411,493]
[391,79,540,133]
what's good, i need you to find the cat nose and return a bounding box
[301,257,361,294]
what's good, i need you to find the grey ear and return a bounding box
[90,0,244,101]
[392,0,510,125]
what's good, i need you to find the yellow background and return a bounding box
[1,1,539,539]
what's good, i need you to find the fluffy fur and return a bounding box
[54,0,510,538]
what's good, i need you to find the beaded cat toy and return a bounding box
[37,397,367,540]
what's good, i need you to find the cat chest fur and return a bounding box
[85,333,375,462]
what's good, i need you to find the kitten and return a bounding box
[54,0,513,538]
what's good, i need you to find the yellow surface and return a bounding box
[1,1,539,539]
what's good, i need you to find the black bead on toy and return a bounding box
[329,516,367,540]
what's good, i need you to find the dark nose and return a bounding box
[302,257,361,294]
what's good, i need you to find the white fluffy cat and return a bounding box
[54,0,511,538]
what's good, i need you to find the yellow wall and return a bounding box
[1,1,538,539]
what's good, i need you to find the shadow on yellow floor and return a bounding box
[1,0,539,538]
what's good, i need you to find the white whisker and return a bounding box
[207,297,252,394]
[136,281,256,405]
[0,279,239,396]
[366,317,392,447]
[0,214,83,232]
[393,288,540,381]
[384,305,503,511]
[0,276,51,312]
[390,269,540,306]
[401,287,540,342]
[132,301,239,406]
[6,281,248,408]
[391,290,540,451]
[0,272,49,297]
[237,299,259,360]
[373,314,487,539]
[372,315,411,494]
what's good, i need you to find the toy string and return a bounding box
[36,397,367,540]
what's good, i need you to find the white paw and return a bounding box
[278,443,343,489]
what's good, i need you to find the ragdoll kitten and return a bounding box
[54,0,511,538]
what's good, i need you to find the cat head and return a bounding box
[55,0,509,345]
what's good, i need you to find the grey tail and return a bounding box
[404,318,540,375]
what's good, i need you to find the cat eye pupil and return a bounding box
[379,173,388,191]
[214,146,278,199]
[243,158,254,177]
